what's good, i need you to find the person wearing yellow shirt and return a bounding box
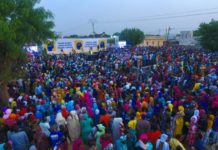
[128,116,137,130]
[193,83,201,91]
[174,106,185,137]
[207,114,215,130]
[169,136,186,150]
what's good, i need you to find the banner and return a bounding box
[98,39,107,48]
[84,39,98,48]
[45,40,57,51]
[74,40,84,50]
[56,40,73,50]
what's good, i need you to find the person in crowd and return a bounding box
[192,132,204,150]
[7,126,29,150]
[135,133,153,150]
[80,113,93,144]
[67,110,81,143]
[95,124,106,150]
[169,135,186,150]
[156,134,170,150]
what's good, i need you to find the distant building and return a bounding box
[140,35,166,47]
[179,31,198,46]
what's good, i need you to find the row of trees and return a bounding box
[194,19,218,51]
[0,0,218,106]
[64,32,111,38]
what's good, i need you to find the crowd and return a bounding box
[0,46,218,150]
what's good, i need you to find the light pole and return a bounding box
[89,19,97,38]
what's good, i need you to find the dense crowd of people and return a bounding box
[0,46,218,150]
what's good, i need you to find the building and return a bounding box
[179,31,197,46]
[140,35,166,47]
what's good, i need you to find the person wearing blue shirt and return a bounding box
[156,134,170,150]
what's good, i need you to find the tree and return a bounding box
[195,19,218,51]
[119,28,144,46]
[0,0,54,106]
[113,32,120,37]
[64,34,79,38]
[107,38,115,46]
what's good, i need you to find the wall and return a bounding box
[140,36,166,47]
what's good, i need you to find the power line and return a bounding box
[99,11,218,24]
[135,7,218,20]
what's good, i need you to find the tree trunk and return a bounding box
[0,83,9,107]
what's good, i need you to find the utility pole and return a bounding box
[158,29,161,35]
[166,27,170,41]
[89,19,97,38]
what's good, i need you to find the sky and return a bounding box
[38,0,218,36]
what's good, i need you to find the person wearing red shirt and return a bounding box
[147,124,161,145]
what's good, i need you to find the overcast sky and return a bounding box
[39,0,218,36]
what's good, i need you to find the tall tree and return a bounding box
[0,0,54,106]
[119,28,144,46]
[195,19,218,51]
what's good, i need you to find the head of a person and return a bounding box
[160,134,168,142]
[194,109,199,117]
[120,135,127,144]
[59,124,65,131]
[140,134,148,144]
[50,125,58,132]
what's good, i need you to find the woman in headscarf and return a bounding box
[112,115,123,143]
[39,117,50,137]
[80,113,93,144]
[174,106,185,137]
[186,109,199,146]
[115,135,128,150]
[95,124,105,150]
[67,110,80,143]
[169,135,186,150]
[207,114,215,130]
[55,112,67,126]
[135,133,153,150]
[202,114,216,147]
[155,134,170,150]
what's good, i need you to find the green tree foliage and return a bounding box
[107,38,115,46]
[119,28,144,46]
[0,0,54,106]
[0,0,54,82]
[195,19,218,51]
[113,32,120,37]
